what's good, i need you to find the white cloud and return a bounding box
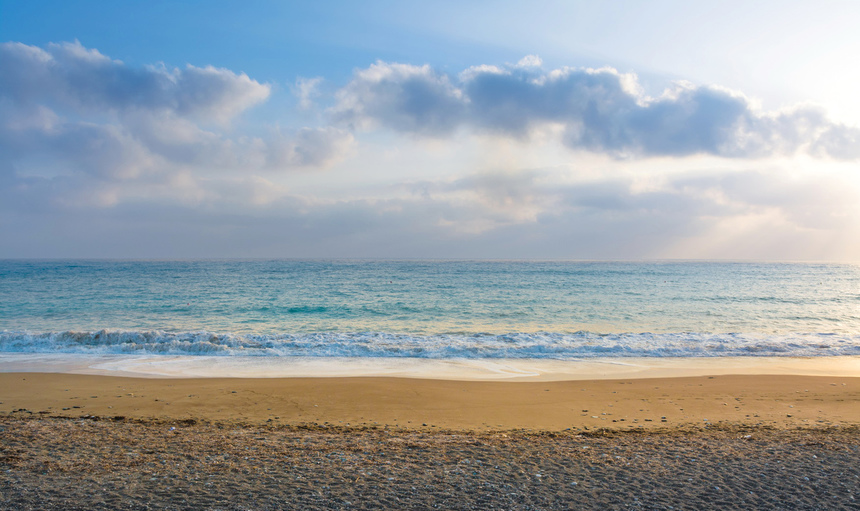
[516,55,543,68]
[0,40,271,121]
[330,61,465,135]
[5,163,857,259]
[293,77,323,110]
[264,127,354,169]
[0,41,353,184]
[2,45,859,260]
[332,59,860,160]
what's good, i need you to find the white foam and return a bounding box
[3,330,860,358]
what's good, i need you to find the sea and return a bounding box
[1,260,859,364]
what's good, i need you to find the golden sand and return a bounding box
[2,373,858,431]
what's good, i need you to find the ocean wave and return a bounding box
[2,330,860,359]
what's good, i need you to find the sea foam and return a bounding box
[2,330,859,359]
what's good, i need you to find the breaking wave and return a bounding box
[2,330,860,359]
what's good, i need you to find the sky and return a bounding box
[2,0,860,260]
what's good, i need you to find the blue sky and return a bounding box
[2,0,860,260]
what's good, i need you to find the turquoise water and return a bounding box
[1,260,859,358]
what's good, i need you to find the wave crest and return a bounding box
[1,330,860,359]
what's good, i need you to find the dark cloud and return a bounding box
[333,61,860,160]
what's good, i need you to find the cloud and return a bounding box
[0,41,352,181]
[293,77,323,110]
[810,124,860,160]
[516,55,543,68]
[0,40,270,122]
[5,165,857,260]
[332,60,860,160]
[2,44,858,260]
[331,61,465,135]
[264,127,354,169]
[405,171,554,228]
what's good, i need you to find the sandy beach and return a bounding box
[2,371,860,509]
[2,372,860,431]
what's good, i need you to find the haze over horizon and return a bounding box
[2,1,859,261]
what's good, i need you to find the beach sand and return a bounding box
[2,372,859,509]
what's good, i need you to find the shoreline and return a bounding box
[2,353,860,381]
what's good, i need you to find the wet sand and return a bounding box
[2,373,860,509]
